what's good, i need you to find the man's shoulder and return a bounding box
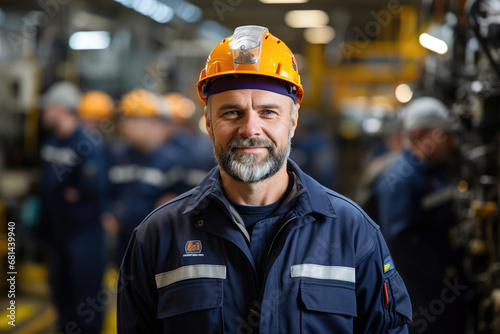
[134,189,196,240]
[320,187,383,263]
[323,187,379,230]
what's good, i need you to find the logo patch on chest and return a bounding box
[184,240,204,257]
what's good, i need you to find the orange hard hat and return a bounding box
[197,25,303,103]
[118,89,161,117]
[163,93,196,121]
[77,90,114,120]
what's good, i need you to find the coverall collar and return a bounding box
[183,159,336,219]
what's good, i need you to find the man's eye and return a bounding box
[225,110,239,116]
[263,110,276,115]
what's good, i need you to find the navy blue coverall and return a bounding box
[108,142,186,263]
[375,149,467,334]
[118,160,412,333]
[170,130,215,194]
[40,126,108,333]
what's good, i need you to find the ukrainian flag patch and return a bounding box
[383,255,395,274]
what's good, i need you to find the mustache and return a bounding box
[227,138,275,150]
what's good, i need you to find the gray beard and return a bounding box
[213,137,291,183]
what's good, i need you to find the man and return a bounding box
[103,89,185,264]
[290,112,338,190]
[375,97,466,334]
[161,92,215,193]
[118,25,411,333]
[356,112,403,221]
[39,81,107,333]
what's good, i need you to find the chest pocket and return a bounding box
[156,265,226,333]
[299,280,357,333]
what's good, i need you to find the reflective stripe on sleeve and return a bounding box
[290,264,356,283]
[155,264,227,289]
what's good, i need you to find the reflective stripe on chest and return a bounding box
[155,264,227,289]
[290,264,356,283]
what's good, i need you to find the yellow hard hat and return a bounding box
[197,25,303,103]
[118,89,161,117]
[77,90,114,120]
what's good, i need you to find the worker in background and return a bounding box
[77,90,116,262]
[375,97,466,334]
[102,89,184,265]
[356,112,403,220]
[163,92,215,194]
[290,111,338,189]
[118,25,411,333]
[39,81,108,333]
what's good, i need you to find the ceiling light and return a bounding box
[304,26,335,44]
[260,0,308,3]
[363,118,382,135]
[419,33,448,55]
[177,3,202,23]
[395,84,413,103]
[114,0,174,24]
[285,10,329,28]
[69,31,110,50]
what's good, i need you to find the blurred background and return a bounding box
[0,0,500,333]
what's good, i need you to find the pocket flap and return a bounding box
[300,280,357,317]
[387,272,412,321]
[157,278,223,318]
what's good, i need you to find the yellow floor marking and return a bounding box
[102,306,117,334]
[11,307,57,334]
[0,304,36,330]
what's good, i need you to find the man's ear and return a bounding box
[290,103,300,139]
[204,106,212,141]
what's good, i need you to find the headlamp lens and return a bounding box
[229,25,269,69]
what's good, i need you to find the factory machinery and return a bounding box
[449,0,500,331]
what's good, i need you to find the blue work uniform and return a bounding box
[375,149,466,334]
[291,130,338,189]
[39,126,108,333]
[170,130,215,194]
[108,142,185,263]
[118,160,412,333]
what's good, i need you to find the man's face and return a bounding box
[205,89,299,183]
[118,117,159,147]
[428,130,456,164]
[413,128,457,164]
[42,104,66,131]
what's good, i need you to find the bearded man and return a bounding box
[117,25,412,334]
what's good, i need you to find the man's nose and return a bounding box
[238,112,262,138]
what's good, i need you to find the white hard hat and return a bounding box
[403,97,460,132]
[41,81,81,111]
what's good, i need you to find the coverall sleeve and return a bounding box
[354,229,412,333]
[117,231,162,333]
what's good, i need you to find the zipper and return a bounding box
[250,214,297,326]
[261,214,297,283]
